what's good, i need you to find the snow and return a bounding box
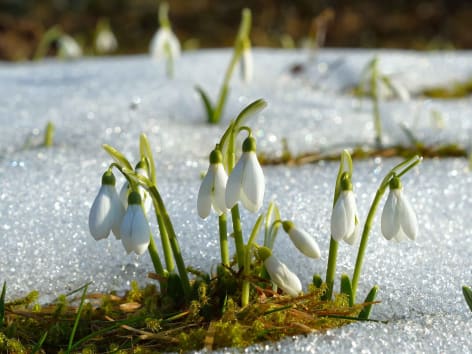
[0,48,471,352]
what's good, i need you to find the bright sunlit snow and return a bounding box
[0,49,471,352]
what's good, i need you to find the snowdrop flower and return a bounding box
[150,27,181,60]
[331,176,359,245]
[381,176,417,241]
[89,171,125,240]
[57,34,82,59]
[197,149,228,218]
[120,191,151,255]
[119,162,152,215]
[225,136,264,212]
[259,247,302,297]
[95,19,118,54]
[239,38,253,83]
[282,221,321,259]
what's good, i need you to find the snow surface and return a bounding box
[0,49,471,352]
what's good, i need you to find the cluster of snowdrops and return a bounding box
[88,99,421,309]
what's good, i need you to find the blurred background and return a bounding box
[1,0,472,61]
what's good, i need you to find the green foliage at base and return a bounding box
[0,279,375,353]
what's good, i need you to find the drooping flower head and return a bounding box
[89,170,125,240]
[120,160,152,215]
[149,2,180,62]
[197,148,228,218]
[381,176,417,241]
[331,173,359,245]
[282,221,321,259]
[120,191,151,255]
[95,18,118,54]
[58,34,82,59]
[225,136,265,212]
[258,247,302,297]
[239,38,253,83]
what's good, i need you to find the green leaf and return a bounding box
[212,84,230,124]
[358,285,379,319]
[340,274,353,307]
[462,286,472,312]
[66,283,89,353]
[195,86,214,123]
[102,144,133,171]
[139,133,157,184]
[0,281,6,328]
[312,274,323,289]
[31,331,48,354]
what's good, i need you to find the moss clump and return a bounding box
[0,279,373,353]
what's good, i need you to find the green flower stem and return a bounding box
[34,26,62,60]
[152,198,174,272]
[370,57,382,147]
[148,185,191,299]
[158,2,170,28]
[208,9,252,124]
[324,238,339,300]
[231,205,245,269]
[242,215,264,306]
[350,185,386,303]
[219,213,230,267]
[351,155,421,302]
[324,150,353,300]
[148,234,166,287]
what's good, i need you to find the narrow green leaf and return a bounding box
[43,121,55,147]
[212,84,230,124]
[358,285,379,319]
[66,283,89,353]
[139,133,157,184]
[233,98,267,128]
[0,281,6,328]
[462,286,472,312]
[312,274,323,288]
[102,144,133,171]
[195,86,214,123]
[31,331,48,354]
[340,274,354,307]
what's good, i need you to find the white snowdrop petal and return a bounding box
[225,156,245,209]
[89,185,115,240]
[381,190,400,240]
[289,229,321,259]
[119,182,129,209]
[212,165,228,215]
[331,196,348,241]
[241,152,264,212]
[264,256,302,297]
[197,167,214,218]
[397,193,418,240]
[130,208,151,255]
[120,207,136,253]
[343,191,357,238]
[240,48,253,83]
[110,188,125,239]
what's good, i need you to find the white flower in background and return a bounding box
[119,163,152,215]
[89,171,125,240]
[225,136,264,212]
[120,191,151,255]
[239,39,253,83]
[282,221,321,259]
[57,34,82,59]
[95,19,118,54]
[259,247,302,297]
[197,149,228,218]
[331,177,359,245]
[150,27,181,61]
[381,177,417,241]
